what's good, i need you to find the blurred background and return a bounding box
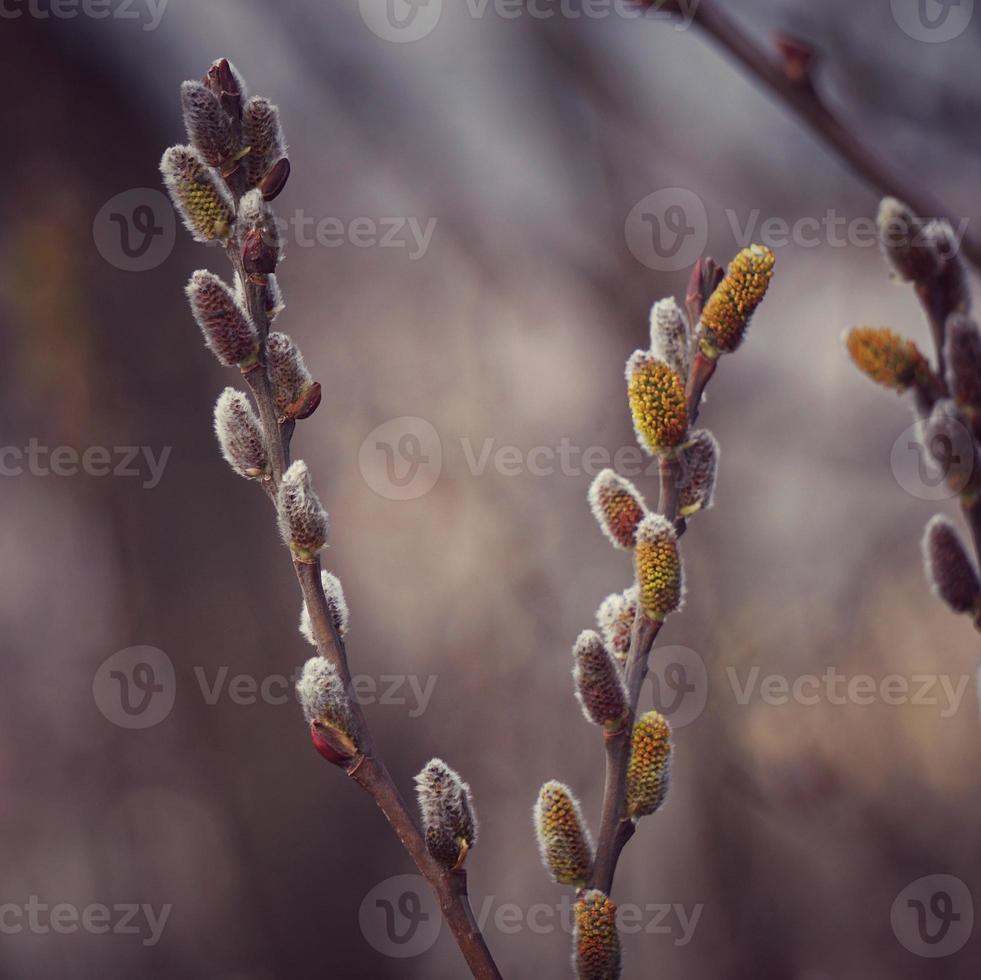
[3,0,981,976]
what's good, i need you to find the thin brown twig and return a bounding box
[218,176,503,980]
[640,0,981,271]
[589,265,721,897]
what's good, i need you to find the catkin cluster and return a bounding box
[536,249,775,979]
[846,199,981,631]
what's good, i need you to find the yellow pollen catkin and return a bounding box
[626,352,689,455]
[574,890,621,980]
[845,327,926,391]
[700,244,775,355]
[634,514,683,621]
[626,710,672,819]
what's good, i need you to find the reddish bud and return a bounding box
[261,158,291,202]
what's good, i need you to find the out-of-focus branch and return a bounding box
[638,0,981,271]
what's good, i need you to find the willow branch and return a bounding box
[640,0,981,271]
[590,292,722,895]
[220,197,502,980]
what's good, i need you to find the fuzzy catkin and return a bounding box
[180,80,238,169]
[186,270,258,367]
[299,571,350,645]
[649,297,690,381]
[296,657,358,762]
[844,327,926,391]
[588,470,648,550]
[415,759,478,870]
[634,514,684,621]
[596,588,638,664]
[625,351,689,455]
[699,244,775,354]
[160,145,235,242]
[534,781,593,887]
[626,711,672,818]
[267,332,314,416]
[242,96,286,187]
[678,430,719,516]
[214,388,268,479]
[923,515,981,615]
[277,461,329,557]
[572,630,628,728]
[574,891,621,980]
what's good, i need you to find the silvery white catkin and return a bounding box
[277,461,329,557]
[242,96,287,187]
[300,571,350,644]
[678,429,719,516]
[180,80,237,169]
[596,587,638,662]
[414,759,478,869]
[186,270,258,366]
[214,387,268,479]
[649,297,690,381]
[267,332,314,415]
